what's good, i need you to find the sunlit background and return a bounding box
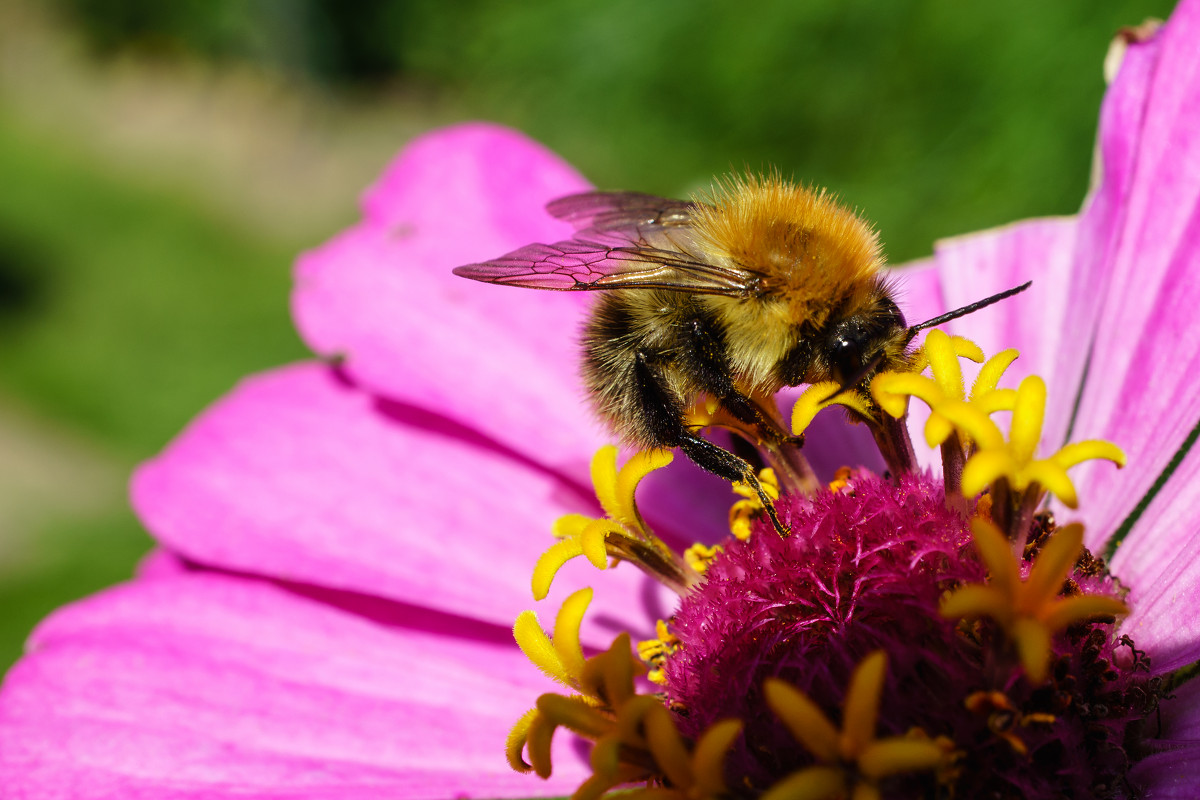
[0,0,1175,671]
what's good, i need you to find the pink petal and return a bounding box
[1131,746,1200,799]
[135,548,190,579]
[1057,6,1200,542]
[888,257,945,330]
[1053,18,1164,425]
[0,572,588,798]
[1130,674,1200,796]
[132,362,661,646]
[292,123,599,472]
[1110,443,1200,672]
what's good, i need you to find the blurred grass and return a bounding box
[0,114,308,455]
[0,111,309,668]
[0,511,148,668]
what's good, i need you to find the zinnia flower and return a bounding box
[2,3,1199,798]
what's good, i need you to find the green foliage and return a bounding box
[0,117,308,456]
[61,0,1176,260]
[0,511,151,670]
[390,0,1176,260]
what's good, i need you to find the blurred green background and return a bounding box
[0,0,1175,671]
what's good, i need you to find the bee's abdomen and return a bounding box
[582,292,702,448]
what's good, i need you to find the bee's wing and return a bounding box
[546,191,696,234]
[454,191,757,296]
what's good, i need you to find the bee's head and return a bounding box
[824,295,909,386]
[819,280,1035,396]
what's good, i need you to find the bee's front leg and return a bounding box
[677,317,817,496]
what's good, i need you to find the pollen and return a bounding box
[729,467,780,541]
[637,619,680,686]
[684,542,723,574]
[940,518,1129,684]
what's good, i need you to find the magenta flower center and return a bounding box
[661,473,1158,799]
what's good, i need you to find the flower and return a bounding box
[2,3,1200,798]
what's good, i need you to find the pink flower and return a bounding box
[2,2,1199,796]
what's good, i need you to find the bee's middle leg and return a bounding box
[680,318,792,446]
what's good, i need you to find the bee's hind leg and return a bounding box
[676,432,790,537]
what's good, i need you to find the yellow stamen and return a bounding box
[644,704,693,788]
[841,651,886,760]
[553,587,592,679]
[538,446,691,599]
[858,738,945,779]
[873,331,994,420]
[531,526,615,601]
[791,381,875,436]
[511,619,742,800]
[506,708,540,773]
[907,371,1126,509]
[764,652,947,799]
[684,542,723,574]
[971,348,1019,397]
[513,588,594,690]
[535,693,612,739]
[513,610,574,686]
[760,766,847,800]
[764,679,841,762]
[963,690,1058,755]
[691,719,745,795]
[524,711,556,778]
[827,466,853,493]
[591,445,674,531]
[870,332,1023,495]
[907,330,985,374]
[1008,375,1045,463]
[637,620,680,686]
[941,519,1129,683]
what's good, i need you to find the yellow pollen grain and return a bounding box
[728,467,779,540]
[685,542,723,573]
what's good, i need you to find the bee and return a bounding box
[454,174,1027,534]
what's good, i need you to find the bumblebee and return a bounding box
[455,174,1027,534]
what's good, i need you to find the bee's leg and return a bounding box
[675,432,790,537]
[718,392,794,446]
[676,317,816,495]
[633,350,789,537]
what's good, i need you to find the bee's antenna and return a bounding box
[820,280,1033,405]
[905,280,1033,342]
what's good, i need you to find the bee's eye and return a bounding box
[829,335,864,382]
